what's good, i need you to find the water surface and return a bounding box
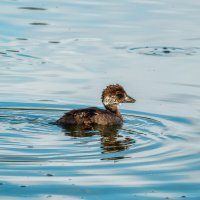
[0,0,200,199]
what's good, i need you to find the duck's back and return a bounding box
[55,107,122,126]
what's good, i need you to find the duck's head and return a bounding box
[102,84,136,113]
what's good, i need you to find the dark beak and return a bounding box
[123,95,136,103]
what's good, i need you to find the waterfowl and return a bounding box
[55,84,136,126]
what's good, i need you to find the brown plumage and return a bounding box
[55,84,136,126]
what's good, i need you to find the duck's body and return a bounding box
[55,107,122,126]
[55,84,135,126]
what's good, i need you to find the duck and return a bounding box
[55,84,136,126]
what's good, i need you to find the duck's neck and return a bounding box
[104,104,123,119]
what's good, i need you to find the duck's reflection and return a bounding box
[61,124,135,156]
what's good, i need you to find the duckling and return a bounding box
[55,84,135,126]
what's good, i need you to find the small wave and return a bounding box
[18,7,47,11]
[128,46,199,56]
[0,102,174,162]
[0,102,198,199]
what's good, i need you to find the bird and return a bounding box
[55,84,136,126]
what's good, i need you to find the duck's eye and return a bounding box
[116,93,124,99]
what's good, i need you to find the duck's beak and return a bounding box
[124,95,136,103]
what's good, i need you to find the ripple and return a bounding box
[128,46,199,56]
[16,38,28,41]
[0,102,173,163]
[16,53,40,59]
[6,50,20,53]
[18,7,47,11]
[0,102,199,199]
[48,41,60,44]
[30,22,49,26]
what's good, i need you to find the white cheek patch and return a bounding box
[103,96,118,105]
[103,96,112,105]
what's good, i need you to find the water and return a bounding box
[0,0,200,199]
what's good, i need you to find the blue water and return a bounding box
[0,0,200,199]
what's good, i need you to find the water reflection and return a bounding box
[61,124,135,154]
